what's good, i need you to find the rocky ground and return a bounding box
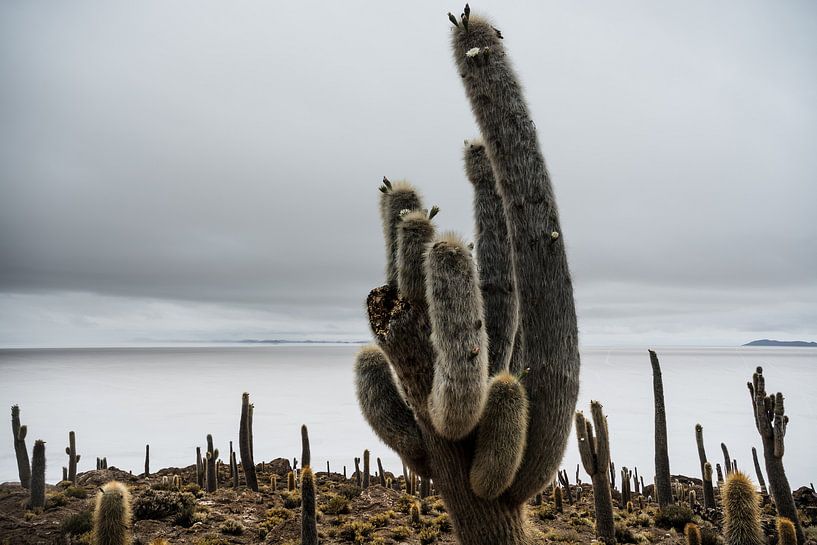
[1,461,815,545]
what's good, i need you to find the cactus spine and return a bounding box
[239,392,258,491]
[205,434,218,493]
[28,439,46,509]
[695,424,715,508]
[576,402,616,544]
[355,11,581,544]
[722,471,763,545]
[748,367,804,544]
[65,430,80,484]
[11,405,31,489]
[93,481,132,545]
[649,350,673,508]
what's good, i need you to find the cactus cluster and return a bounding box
[747,366,803,543]
[355,8,580,544]
[11,405,31,489]
[575,401,615,544]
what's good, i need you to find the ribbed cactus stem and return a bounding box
[464,141,518,375]
[28,439,46,509]
[721,443,732,476]
[748,367,803,543]
[703,462,716,509]
[65,430,80,484]
[239,392,258,491]
[649,350,673,508]
[93,481,132,545]
[11,405,31,489]
[380,179,423,288]
[363,449,370,488]
[195,447,203,487]
[301,424,311,468]
[205,434,218,493]
[751,447,767,496]
[722,472,764,545]
[301,467,318,545]
[575,401,615,544]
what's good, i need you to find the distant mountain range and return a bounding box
[743,339,817,347]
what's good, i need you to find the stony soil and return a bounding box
[1,462,815,545]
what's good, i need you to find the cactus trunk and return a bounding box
[649,350,673,508]
[239,393,258,491]
[301,466,318,545]
[29,439,46,509]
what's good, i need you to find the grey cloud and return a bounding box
[1,0,815,346]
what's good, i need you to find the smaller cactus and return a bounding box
[722,471,763,545]
[28,439,46,510]
[11,405,31,489]
[554,485,563,513]
[65,431,80,484]
[62,467,68,482]
[363,449,370,488]
[271,474,277,491]
[684,523,702,545]
[354,457,361,487]
[195,447,204,487]
[205,434,218,493]
[301,425,311,468]
[776,517,797,545]
[409,501,421,525]
[93,481,132,545]
[377,457,385,486]
[626,501,633,513]
[144,444,149,477]
[287,470,296,491]
[230,451,239,488]
[301,467,317,545]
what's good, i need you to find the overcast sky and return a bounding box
[1,1,815,347]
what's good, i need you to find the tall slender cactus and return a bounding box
[357,12,580,543]
[301,425,311,469]
[239,392,258,491]
[301,467,318,545]
[751,447,767,496]
[695,425,715,509]
[747,367,804,543]
[576,401,616,544]
[649,350,673,508]
[144,444,149,477]
[11,405,30,489]
[721,443,733,476]
[362,449,370,489]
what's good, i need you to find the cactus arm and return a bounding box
[425,233,489,440]
[451,16,580,503]
[354,346,429,475]
[397,210,436,303]
[469,373,528,499]
[590,401,611,469]
[380,180,423,288]
[772,392,786,458]
[463,140,519,375]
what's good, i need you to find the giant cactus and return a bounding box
[576,402,616,544]
[355,8,580,545]
[694,424,715,509]
[11,405,30,489]
[748,367,804,543]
